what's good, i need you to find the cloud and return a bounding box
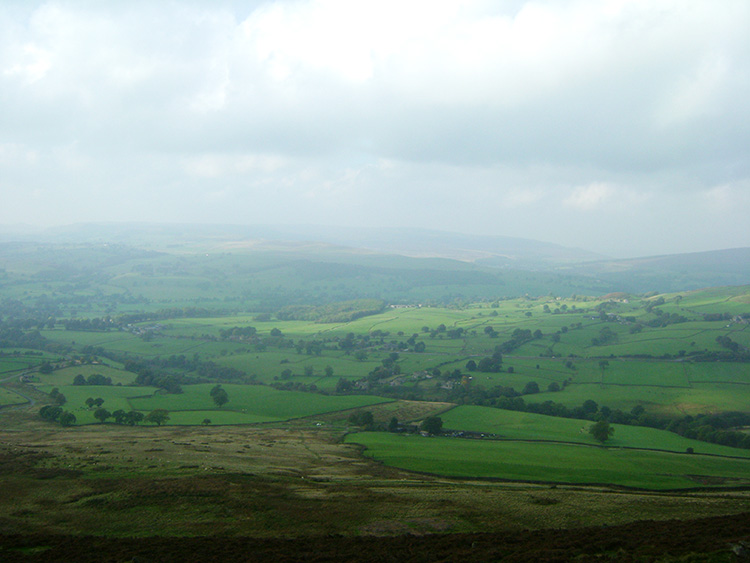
[564,183,615,211]
[0,1,748,256]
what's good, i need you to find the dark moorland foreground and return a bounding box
[2,226,750,561]
[2,512,750,562]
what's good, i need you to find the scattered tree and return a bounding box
[94,408,111,423]
[39,405,62,421]
[59,411,77,427]
[589,420,614,443]
[420,416,443,435]
[144,409,170,426]
[348,410,374,428]
[211,385,229,408]
[388,416,399,432]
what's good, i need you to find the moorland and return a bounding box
[1,225,750,561]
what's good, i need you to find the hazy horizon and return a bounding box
[2,1,749,258]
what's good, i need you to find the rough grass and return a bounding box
[2,422,749,539]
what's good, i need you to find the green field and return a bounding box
[347,432,750,489]
[128,384,390,423]
[0,387,27,406]
[440,406,750,458]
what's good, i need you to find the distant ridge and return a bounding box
[2,222,749,293]
[12,222,606,266]
[559,247,750,293]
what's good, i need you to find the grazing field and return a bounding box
[36,364,136,387]
[347,432,750,489]
[129,384,391,424]
[0,387,26,406]
[440,406,750,457]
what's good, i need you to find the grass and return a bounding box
[529,382,750,416]
[347,432,750,489]
[37,365,137,387]
[128,384,391,424]
[0,387,27,406]
[440,406,750,457]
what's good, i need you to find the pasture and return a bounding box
[440,406,750,458]
[347,432,750,489]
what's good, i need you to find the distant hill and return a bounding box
[2,222,749,294]
[558,248,750,293]
[13,222,605,265]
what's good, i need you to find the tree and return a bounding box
[124,411,144,426]
[388,416,399,432]
[348,410,374,428]
[144,409,170,426]
[420,416,443,435]
[59,411,77,427]
[212,387,229,408]
[85,397,96,409]
[112,409,127,424]
[582,399,599,415]
[413,341,426,353]
[73,374,86,385]
[94,408,111,423]
[93,397,104,407]
[336,378,353,393]
[325,365,334,377]
[39,405,62,421]
[589,420,614,443]
[522,381,540,395]
[202,418,212,425]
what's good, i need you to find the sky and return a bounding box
[1,0,749,258]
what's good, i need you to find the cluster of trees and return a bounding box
[666,412,750,450]
[48,387,66,405]
[84,397,105,409]
[73,373,113,386]
[466,351,504,373]
[218,326,257,340]
[496,328,538,354]
[39,405,76,426]
[124,354,250,392]
[644,310,689,328]
[348,410,374,429]
[0,326,50,351]
[591,326,618,346]
[276,299,385,323]
[346,410,442,436]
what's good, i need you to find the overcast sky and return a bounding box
[1,0,749,257]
